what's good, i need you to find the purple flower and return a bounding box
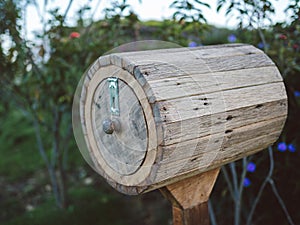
[228,34,237,43]
[288,144,296,152]
[277,142,287,152]
[247,162,256,173]
[243,177,251,187]
[188,41,197,47]
[294,91,300,97]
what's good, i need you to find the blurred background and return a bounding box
[0,0,299,224]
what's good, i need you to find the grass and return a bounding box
[2,187,122,225]
[1,184,170,225]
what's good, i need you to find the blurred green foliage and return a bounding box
[0,106,42,180]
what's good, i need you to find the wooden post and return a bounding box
[160,168,220,225]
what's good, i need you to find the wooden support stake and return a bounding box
[160,168,220,225]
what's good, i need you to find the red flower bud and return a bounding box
[69,32,80,39]
[279,34,287,40]
[293,44,299,50]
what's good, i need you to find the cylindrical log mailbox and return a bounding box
[76,44,287,195]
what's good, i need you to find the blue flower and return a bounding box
[294,91,300,97]
[188,41,197,47]
[288,143,296,152]
[228,34,237,43]
[243,177,251,187]
[257,42,269,49]
[247,162,256,173]
[277,142,287,152]
[258,42,264,49]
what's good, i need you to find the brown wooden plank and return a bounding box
[117,44,260,62]
[155,117,285,183]
[135,52,274,81]
[148,66,282,102]
[172,203,210,225]
[161,169,219,225]
[160,116,285,164]
[162,99,286,146]
[157,82,286,123]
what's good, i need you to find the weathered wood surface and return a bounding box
[172,203,209,225]
[148,66,282,101]
[161,99,286,146]
[91,79,148,175]
[83,66,159,187]
[158,82,285,123]
[155,117,285,183]
[161,168,220,225]
[79,44,288,194]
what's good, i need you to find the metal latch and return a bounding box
[108,77,120,116]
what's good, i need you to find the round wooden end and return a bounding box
[83,65,157,187]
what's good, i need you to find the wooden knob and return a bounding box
[102,119,114,134]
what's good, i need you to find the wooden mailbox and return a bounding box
[74,44,287,224]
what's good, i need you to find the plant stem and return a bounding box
[269,179,295,225]
[246,147,274,225]
[33,116,61,207]
[221,166,235,200]
[230,162,240,225]
[208,200,218,225]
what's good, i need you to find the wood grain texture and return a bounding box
[154,117,285,184]
[82,65,159,190]
[116,44,262,63]
[161,169,219,225]
[92,79,148,175]
[148,66,282,101]
[172,204,210,225]
[174,203,210,225]
[157,82,286,123]
[79,44,288,195]
[131,51,274,82]
[165,168,220,208]
[161,99,286,146]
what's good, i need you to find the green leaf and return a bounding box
[170,0,179,8]
[194,0,211,8]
